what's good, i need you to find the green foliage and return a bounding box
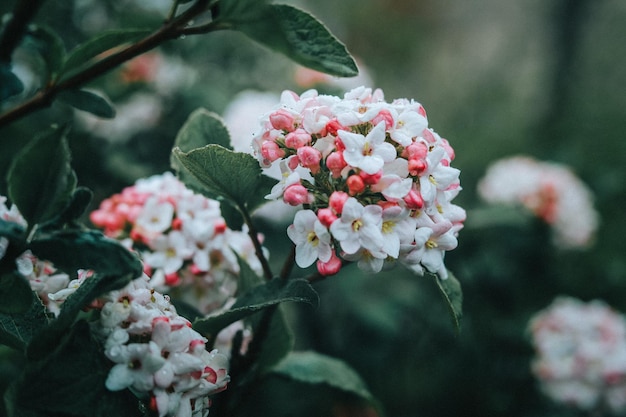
[56,89,116,118]
[0,272,33,315]
[172,144,276,215]
[6,125,76,232]
[8,320,143,417]
[0,64,23,101]
[58,29,151,80]
[431,271,463,333]
[0,296,48,352]
[217,3,358,77]
[23,24,65,81]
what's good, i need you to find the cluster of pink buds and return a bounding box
[252,86,465,277]
[529,297,626,414]
[99,274,230,417]
[478,155,599,249]
[90,172,265,313]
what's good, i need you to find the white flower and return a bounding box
[287,210,332,268]
[389,108,427,146]
[380,206,416,258]
[143,231,194,275]
[339,122,397,174]
[329,198,383,255]
[135,196,175,236]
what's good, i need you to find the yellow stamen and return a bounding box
[306,231,319,247]
[352,219,363,231]
[425,239,438,249]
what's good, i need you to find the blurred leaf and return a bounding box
[24,24,65,79]
[217,0,270,22]
[227,4,358,77]
[193,278,318,340]
[172,144,275,214]
[0,218,26,243]
[40,186,93,230]
[0,272,33,315]
[235,252,263,295]
[250,304,293,374]
[7,125,76,230]
[0,295,48,351]
[28,229,142,280]
[56,89,115,118]
[272,351,375,402]
[10,320,143,417]
[0,64,24,101]
[59,28,151,78]
[431,271,463,333]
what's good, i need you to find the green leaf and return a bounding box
[250,304,293,374]
[193,278,318,340]
[28,229,142,280]
[10,320,143,417]
[0,295,49,351]
[0,219,26,243]
[24,24,65,79]
[430,271,463,333]
[0,64,24,101]
[0,272,34,315]
[172,108,233,154]
[56,89,115,118]
[59,28,152,78]
[227,4,358,77]
[40,186,93,230]
[7,125,77,230]
[172,144,275,214]
[272,351,375,402]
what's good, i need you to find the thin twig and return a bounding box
[0,0,213,129]
[279,245,296,280]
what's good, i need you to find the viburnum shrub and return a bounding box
[251,87,466,277]
[0,1,463,417]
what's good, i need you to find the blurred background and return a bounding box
[1,0,625,416]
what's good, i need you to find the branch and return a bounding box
[0,0,47,63]
[0,0,213,129]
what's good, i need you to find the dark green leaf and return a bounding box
[228,4,358,77]
[172,144,274,214]
[193,278,318,340]
[57,89,116,118]
[430,270,463,333]
[172,108,233,154]
[272,351,375,402]
[0,272,34,315]
[11,320,143,417]
[7,125,77,230]
[59,28,151,78]
[24,25,65,79]
[0,64,24,101]
[250,304,293,374]
[28,229,142,279]
[217,0,270,22]
[0,295,49,351]
[41,186,93,229]
[0,219,26,243]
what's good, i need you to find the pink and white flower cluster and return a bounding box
[529,297,626,414]
[478,156,599,249]
[100,274,229,417]
[90,172,264,313]
[251,86,465,277]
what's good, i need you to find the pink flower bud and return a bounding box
[317,208,337,227]
[297,146,322,174]
[372,109,394,129]
[359,169,382,185]
[283,184,311,206]
[347,175,366,195]
[317,251,342,276]
[326,151,347,178]
[284,128,311,149]
[408,159,427,176]
[323,119,345,136]
[329,191,349,214]
[441,138,455,160]
[404,188,424,210]
[260,141,286,163]
[165,272,181,286]
[404,142,428,159]
[269,109,296,131]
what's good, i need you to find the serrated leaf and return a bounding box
[272,351,375,402]
[0,64,24,101]
[193,278,318,340]
[0,295,49,351]
[431,271,463,333]
[172,108,233,154]
[11,320,143,417]
[28,229,142,279]
[7,126,77,230]
[0,272,34,315]
[228,4,358,77]
[172,144,274,214]
[24,25,65,79]
[56,89,115,118]
[59,28,151,78]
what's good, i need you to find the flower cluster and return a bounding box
[90,172,264,313]
[478,155,599,248]
[251,86,464,277]
[528,297,626,413]
[100,274,230,417]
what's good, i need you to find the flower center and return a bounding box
[382,220,394,234]
[306,231,319,247]
[425,239,438,249]
[351,219,363,232]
